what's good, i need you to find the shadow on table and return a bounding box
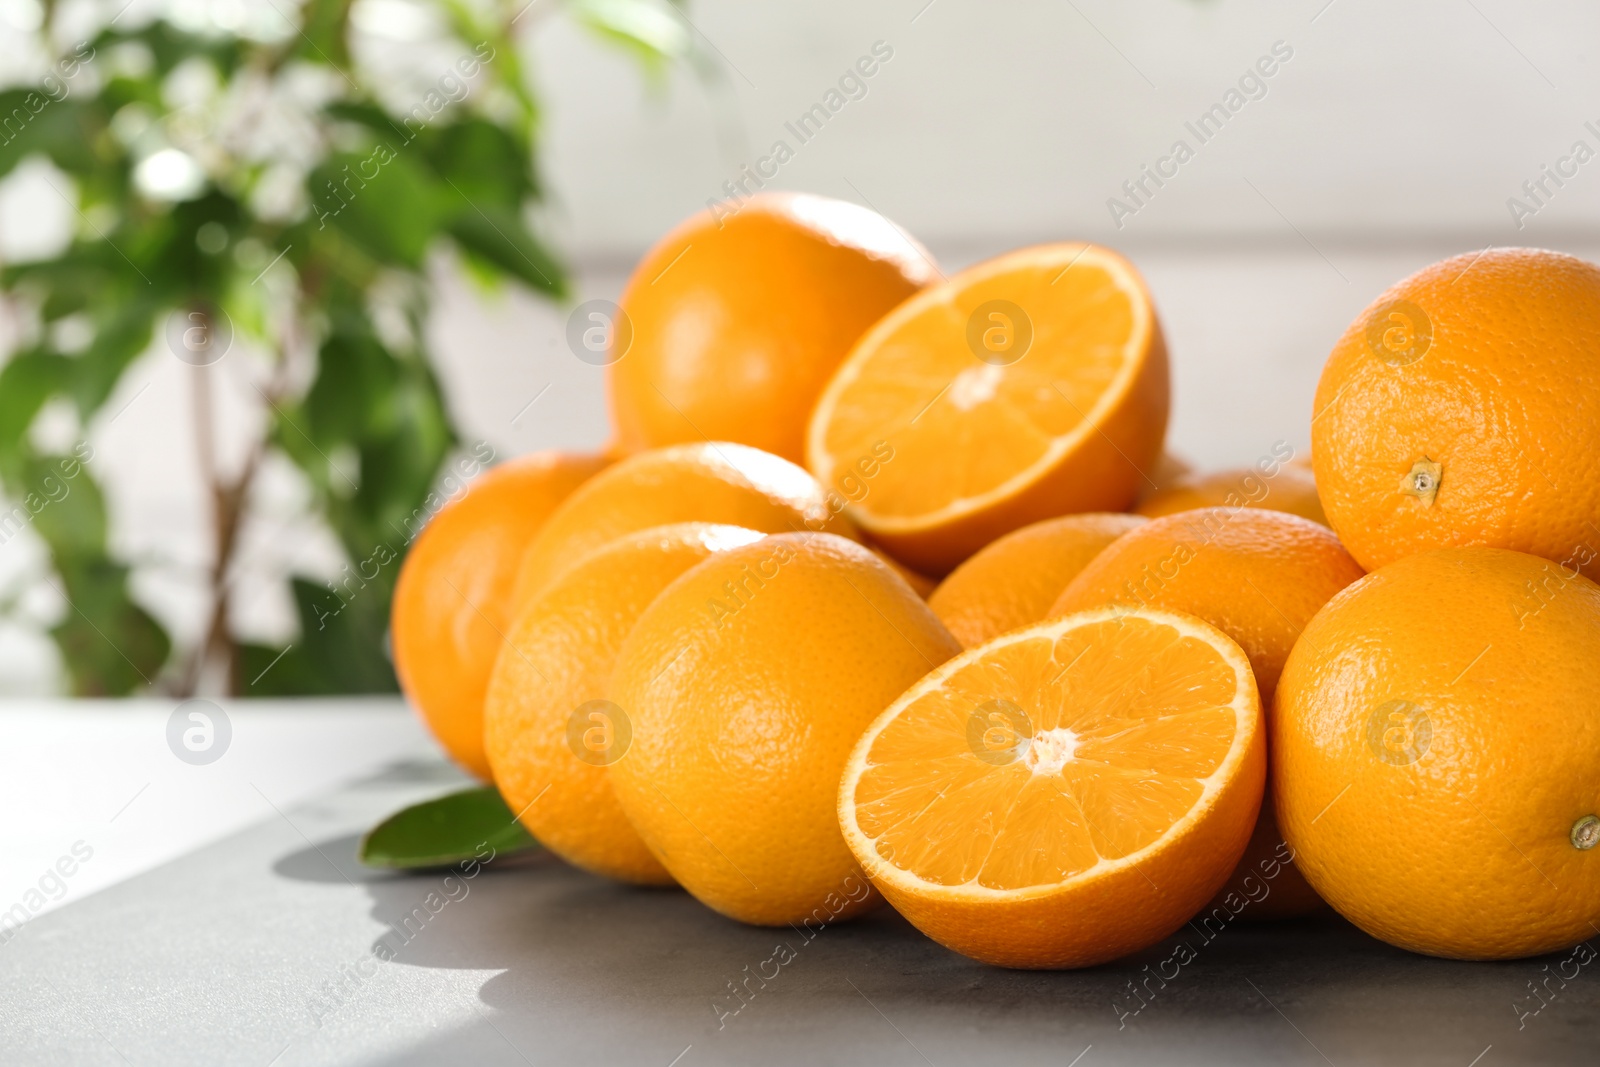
[271,831,1585,1067]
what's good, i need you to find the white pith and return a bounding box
[948,364,1004,410]
[1022,727,1080,776]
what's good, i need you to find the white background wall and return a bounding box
[3,0,1600,692]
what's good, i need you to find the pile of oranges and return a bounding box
[391,192,1600,969]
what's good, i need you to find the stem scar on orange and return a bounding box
[1313,247,1600,579]
[1274,546,1600,960]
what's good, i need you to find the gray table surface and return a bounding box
[2,758,1593,1066]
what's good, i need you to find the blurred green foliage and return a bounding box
[0,0,692,695]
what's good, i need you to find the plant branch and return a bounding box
[180,305,266,696]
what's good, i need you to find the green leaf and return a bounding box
[445,203,564,298]
[0,445,170,695]
[24,450,107,563]
[0,92,98,181]
[418,119,534,210]
[72,301,157,415]
[345,375,454,543]
[238,576,399,694]
[359,786,539,870]
[50,557,170,696]
[0,352,74,461]
[311,149,443,269]
[287,311,454,562]
[295,0,354,69]
[94,22,247,80]
[304,324,401,448]
[567,0,692,75]
[0,0,691,699]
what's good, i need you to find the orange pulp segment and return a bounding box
[838,606,1264,968]
[806,242,1167,573]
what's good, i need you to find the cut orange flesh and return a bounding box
[806,243,1168,573]
[838,607,1264,968]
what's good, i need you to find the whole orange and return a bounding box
[1136,461,1327,527]
[1133,449,1195,504]
[608,192,935,464]
[928,513,1145,648]
[483,523,764,885]
[391,451,607,780]
[1274,547,1600,959]
[1313,247,1600,579]
[1050,508,1365,918]
[875,552,939,599]
[609,532,960,926]
[510,442,860,608]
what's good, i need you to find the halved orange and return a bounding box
[806,243,1169,574]
[838,606,1265,969]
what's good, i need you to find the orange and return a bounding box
[608,192,936,464]
[511,442,860,607]
[927,513,1145,648]
[484,523,764,885]
[609,533,960,925]
[1050,509,1364,702]
[1313,247,1600,580]
[838,606,1264,969]
[806,242,1169,574]
[1135,461,1327,527]
[875,552,938,599]
[1050,508,1365,918]
[391,451,606,780]
[1274,547,1600,959]
[1210,799,1321,921]
[1134,449,1195,504]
